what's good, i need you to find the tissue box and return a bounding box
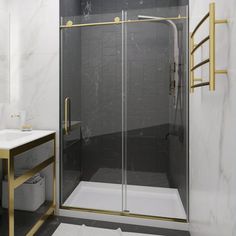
[2,177,45,212]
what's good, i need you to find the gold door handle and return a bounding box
[64,97,71,135]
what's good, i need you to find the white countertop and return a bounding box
[0,129,55,150]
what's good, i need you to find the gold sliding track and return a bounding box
[61,206,188,223]
[60,16,187,29]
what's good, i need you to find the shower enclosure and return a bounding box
[60,0,189,222]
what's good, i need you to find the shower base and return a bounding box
[63,181,186,220]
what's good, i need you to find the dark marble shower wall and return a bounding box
[77,3,172,188]
[60,0,189,215]
[61,0,186,17]
[167,4,189,212]
[80,16,170,137]
[178,0,189,6]
[81,125,169,187]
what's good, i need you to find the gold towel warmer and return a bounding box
[190,2,228,93]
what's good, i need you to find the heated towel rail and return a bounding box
[190,2,228,93]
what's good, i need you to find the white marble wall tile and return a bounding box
[0,0,10,203]
[0,0,8,11]
[190,1,236,236]
[9,0,59,55]
[0,0,60,200]
[0,9,10,104]
[0,0,59,130]
[7,53,59,129]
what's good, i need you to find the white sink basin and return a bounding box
[0,132,31,141]
[0,129,55,150]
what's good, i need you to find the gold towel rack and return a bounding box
[190,2,228,93]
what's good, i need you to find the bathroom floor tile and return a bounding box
[36,216,190,236]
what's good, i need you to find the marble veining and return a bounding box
[0,0,60,201]
[0,9,10,103]
[190,0,236,236]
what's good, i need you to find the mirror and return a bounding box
[0,9,10,103]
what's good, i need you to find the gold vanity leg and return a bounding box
[8,156,14,236]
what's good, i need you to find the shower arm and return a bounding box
[138,15,180,107]
[138,15,179,57]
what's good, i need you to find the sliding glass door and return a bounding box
[60,14,124,212]
[124,7,188,219]
[60,1,188,221]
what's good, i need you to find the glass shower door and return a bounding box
[60,14,124,213]
[60,23,83,204]
[60,3,188,221]
[123,7,188,220]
